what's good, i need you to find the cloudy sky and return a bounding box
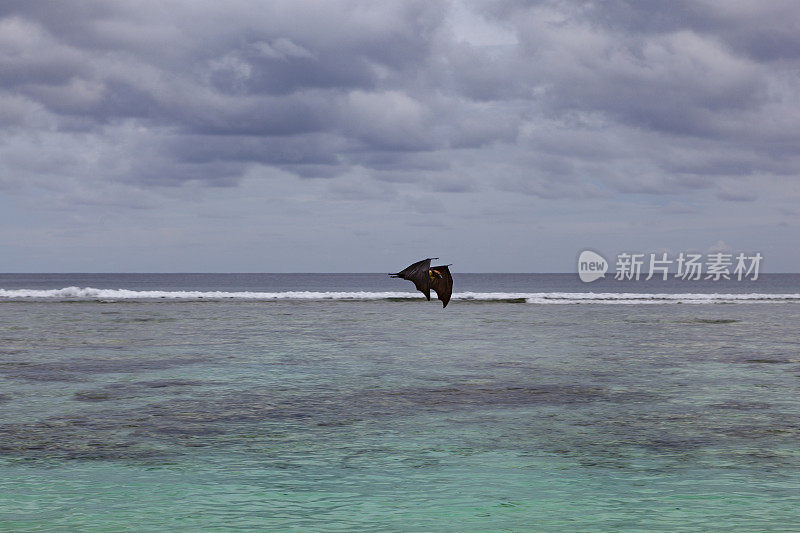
[1,0,798,272]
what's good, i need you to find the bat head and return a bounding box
[429,269,443,280]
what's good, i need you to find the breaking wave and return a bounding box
[0,287,798,304]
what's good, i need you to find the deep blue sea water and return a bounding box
[0,272,795,294]
[1,274,798,531]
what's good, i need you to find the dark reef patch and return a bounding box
[0,356,210,382]
[2,380,798,464]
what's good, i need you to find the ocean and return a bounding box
[1,273,798,531]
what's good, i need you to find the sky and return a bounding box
[1,0,798,272]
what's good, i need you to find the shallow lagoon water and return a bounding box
[1,275,799,531]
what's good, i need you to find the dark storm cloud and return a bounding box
[0,2,441,127]
[0,0,798,202]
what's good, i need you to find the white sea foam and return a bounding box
[0,287,416,300]
[0,287,798,304]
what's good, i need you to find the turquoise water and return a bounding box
[1,276,799,531]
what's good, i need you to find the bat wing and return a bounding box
[429,265,453,308]
[389,258,435,300]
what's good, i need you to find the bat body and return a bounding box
[389,258,453,308]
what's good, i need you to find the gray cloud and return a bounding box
[0,0,798,271]
[4,1,798,184]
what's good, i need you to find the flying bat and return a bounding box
[389,258,453,308]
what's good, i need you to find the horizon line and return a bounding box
[1,271,797,275]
